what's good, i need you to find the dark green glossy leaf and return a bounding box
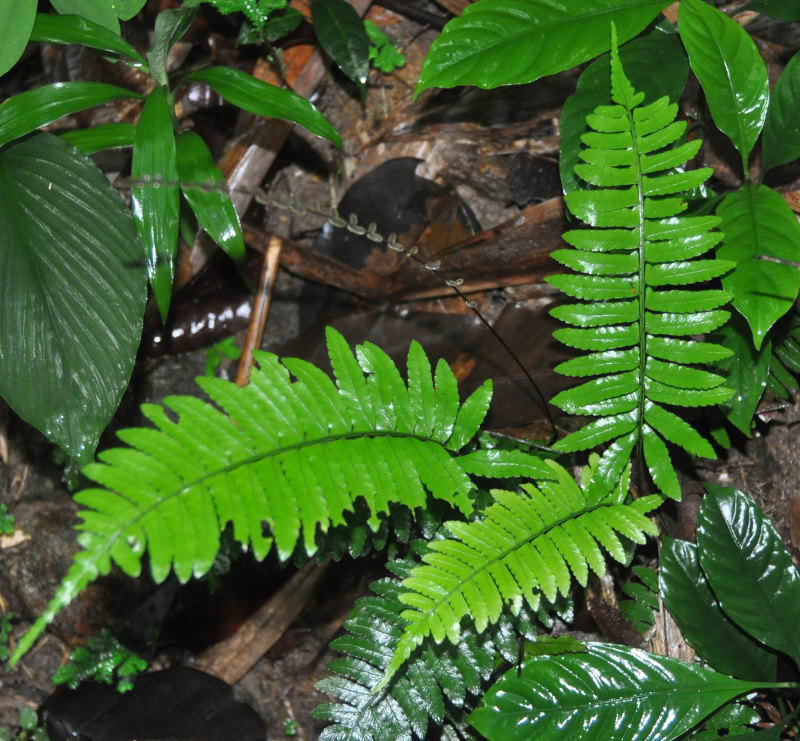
[0,133,146,463]
[661,537,777,682]
[51,0,119,31]
[0,0,37,76]
[147,7,197,86]
[698,486,800,668]
[131,86,180,321]
[30,12,147,68]
[182,66,342,147]
[0,82,142,149]
[311,0,369,98]
[561,23,688,195]
[709,315,771,436]
[60,122,136,154]
[741,0,800,20]
[470,642,763,741]
[175,131,244,260]
[416,0,671,94]
[717,184,800,349]
[762,50,800,173]
[679,0,769,164]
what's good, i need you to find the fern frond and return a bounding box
[12,328,552,664]
[619,565,659,635]
[314,555,545,741]
[381,457,660,688]
[548,28,733,498]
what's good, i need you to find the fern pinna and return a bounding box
[548,30,733,498]
[10,327,550,663]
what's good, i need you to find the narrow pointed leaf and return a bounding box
[131,86,179,321]
[147,7,196,86]
[678,0,769,163]
[0,82,142,148]
[661,537,777,682]
[0,132,146,464]
[698,487,800,668]
[30,11,148,68]
[470,643,764,741]
[717,185,800,349]
[182,66,342,147]
[176,131,244,260]
[416,0,671,94]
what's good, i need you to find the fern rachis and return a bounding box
[547,32,734,498]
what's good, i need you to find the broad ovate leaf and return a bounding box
[0,133,146,463]
[131,86,180,322]
[661,537,777,682]
[717,184,800,349]
[698,486,800,669]
[0,0,37,76]
[470,642,764,741]
[762,49,800,174]
[50,0,120,32]
[679,0,769,165]
[416,0,672,93]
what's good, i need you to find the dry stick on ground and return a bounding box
[198,559,333,684]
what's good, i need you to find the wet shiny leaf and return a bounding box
[312,0,369,98]
[762,49,800,173]
[716,184,800,349]
[679,0,769,164]
[661,537,777,681]
[417,0,671,93]
[0,133,146,464]
[470,642,762,740]
[699,486,800,668]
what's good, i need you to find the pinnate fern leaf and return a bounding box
[12,328,551,664]
[314,555,543,741]
[548,28,734,498]
[380,457,661,688]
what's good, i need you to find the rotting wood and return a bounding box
[198,559,332,685]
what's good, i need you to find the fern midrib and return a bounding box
[91,429,455,555]
[409,497,616,634]
[632,99,647,472]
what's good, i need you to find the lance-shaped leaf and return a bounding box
[763,50,800,173]
[60,122,137,154]
[0,132,146,464]
[181,66,342,147]
[312,0,369,99]
[131,86,180,322]
[548,30,732,498]
[698,486,800,669]
[30,12,148,68]
[9,328,545,664]
[717,184,800,349]
[416,0,671,94]
[469,643,773,741]
[679,0,769,166]
[176,131,244,260]
[0,82,142,148]
[661,536,777,682]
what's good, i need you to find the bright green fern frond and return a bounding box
[314,556,544,741]
[548,29,733,498]
[380,458,660,688]
[11,328,551,665]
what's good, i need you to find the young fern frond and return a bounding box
[11,327,551,664]
[314,555,543,741]
[549,29,734,498]
[380,457,661,688]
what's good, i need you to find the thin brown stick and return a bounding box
[235,234,284,386]
[197,559,332,684]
